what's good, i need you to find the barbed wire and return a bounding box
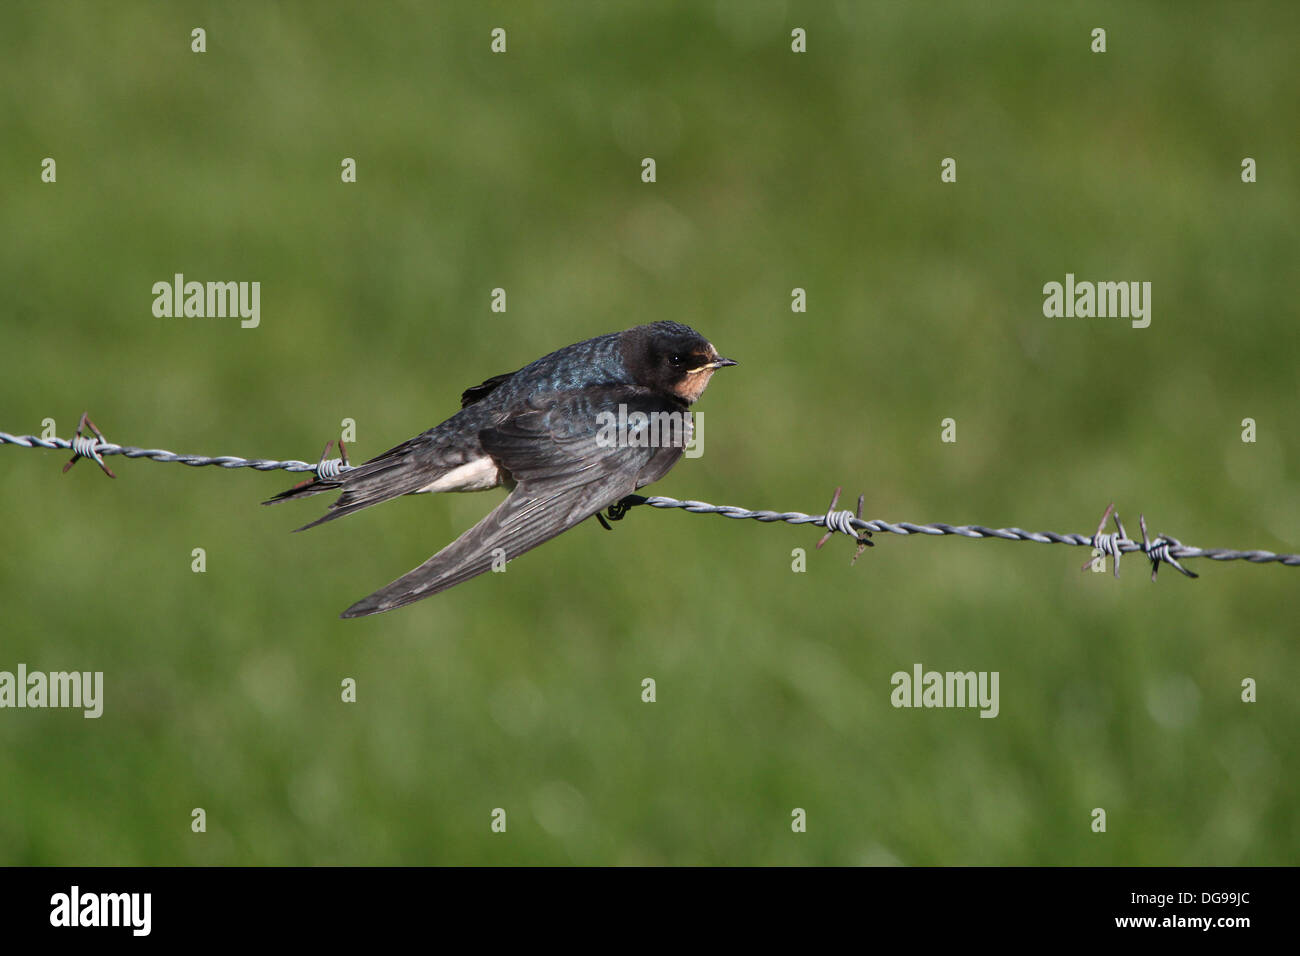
[1,417,328,476]
[623,495,1300,577]
[4,415,1298,579]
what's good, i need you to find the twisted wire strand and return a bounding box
[4,427,1298,571]
[635,497,1300,567]
[0,431,333,473]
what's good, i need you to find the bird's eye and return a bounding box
[668,353,685,367]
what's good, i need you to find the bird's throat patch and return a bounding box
[672,368,716,404]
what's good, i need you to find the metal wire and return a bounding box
[630,496,1300,573]
[4,423,1298,576]
[1,430,326,473]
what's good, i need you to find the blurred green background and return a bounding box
[1,1,1296,865]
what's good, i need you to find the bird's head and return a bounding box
[623,321,738,404]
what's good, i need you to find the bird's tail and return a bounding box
[262,478,341,505]
[262,435,433,531]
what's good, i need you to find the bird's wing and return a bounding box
[460,370,518,408]
[340,387,689,617]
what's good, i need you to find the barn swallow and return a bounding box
[265,321,736,617]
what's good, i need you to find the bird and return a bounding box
[264,321,737,618]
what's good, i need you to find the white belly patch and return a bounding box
[415,457,503,494]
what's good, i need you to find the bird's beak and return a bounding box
[709,356,738,369]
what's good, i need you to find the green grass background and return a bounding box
[0,1,1296,865]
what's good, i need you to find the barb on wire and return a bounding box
[61,412,116,479]
[815,486,873,564]
[4,414,1299,577]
